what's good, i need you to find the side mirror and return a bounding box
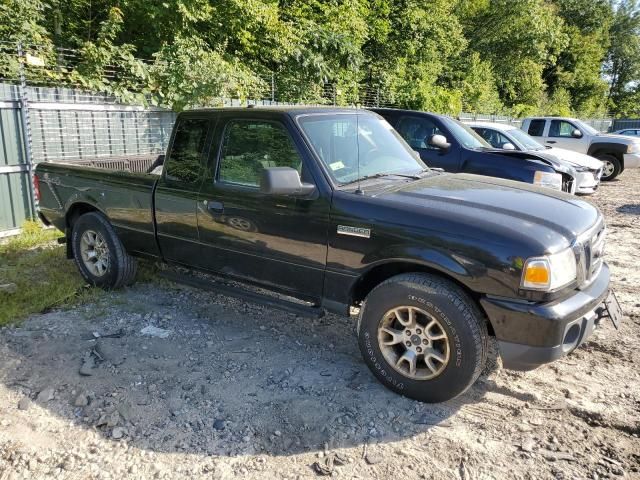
[571,129,583,138]
[428,134,450,150]
[260,167,316,197]
[502,142,516,150]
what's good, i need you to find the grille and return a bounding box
[561,173,575,193]
[574,221,606,289]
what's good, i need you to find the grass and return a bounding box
[0,221,102,326]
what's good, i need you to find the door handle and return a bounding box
[206,200,224,213]
[546,140,556,144]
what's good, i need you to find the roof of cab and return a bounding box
[179,106,370,117]
[464,121,519,131]
[369,107,450,120]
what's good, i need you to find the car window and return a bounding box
[396,117,443,150]
[549,120,578,138]
[217,120,303,187]
[441,117,490,149]
[527,119,546,137]
[297,113,426,185]
[473,127,512,149]
[165,118,209,183]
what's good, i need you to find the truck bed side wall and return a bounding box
[36,163,160,258]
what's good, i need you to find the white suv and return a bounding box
[521,117,640,181]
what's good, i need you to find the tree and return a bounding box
[605,0,640,116]
[459,0,567,112]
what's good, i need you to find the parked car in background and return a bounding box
[521,117,640,181]
[35,106,622,403]
[467,121,603,195]
[372,108,578,193]
[612,128,640,137]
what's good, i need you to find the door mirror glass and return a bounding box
[260,167,316,197]
[571,129,583,138]
[502,142,516,150]
[428,134,450,150]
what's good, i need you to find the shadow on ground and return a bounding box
[616,204,640,215]
[0,282,517,458]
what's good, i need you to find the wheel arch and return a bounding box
[64,202,104,258]
[588,143,625,166]
[350,260,494,336]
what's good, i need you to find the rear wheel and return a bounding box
[357,273,488,403]
[71,212,137,289]
[598,154,621,181]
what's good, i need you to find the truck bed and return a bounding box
[36,162,161,258]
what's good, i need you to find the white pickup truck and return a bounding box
[521,117,640,181]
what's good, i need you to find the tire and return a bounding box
[357,273,488,403]
[71,212,137,289]
[598,154,621,181]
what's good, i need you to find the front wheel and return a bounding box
[598,154,621,181]
[71,212,137,289]
[357,273,488,403]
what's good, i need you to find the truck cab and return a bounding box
[521,116,640,181]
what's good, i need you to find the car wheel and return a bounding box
[357,273,488,403]
[71,212,137,289]
[598,154,621,181]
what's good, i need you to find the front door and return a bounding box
[395,115,461,171]
[197,115,329,299]
[543,119,589,153]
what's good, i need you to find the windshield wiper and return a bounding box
[341,172,422,186]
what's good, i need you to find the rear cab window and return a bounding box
[164,117,211,183]
[527,119,546,137]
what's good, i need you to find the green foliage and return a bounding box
[2,0,640,117]
[0,221,99,326]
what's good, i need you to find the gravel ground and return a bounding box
[1,170,639,480]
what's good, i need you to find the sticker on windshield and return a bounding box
[329,161,345,171]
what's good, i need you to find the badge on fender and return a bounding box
[337,225,371,238]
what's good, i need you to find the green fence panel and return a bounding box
[0,170,33,232]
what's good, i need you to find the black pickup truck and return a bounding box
[35,107,622,403]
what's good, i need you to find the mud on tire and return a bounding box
[357,273,488,403]
[71,212,137,289]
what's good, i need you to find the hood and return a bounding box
[595,133,640,144]
[489,149,577,177]
[545,148,603,170]
[374,173,600,254]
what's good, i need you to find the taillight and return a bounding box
[33,174,40,202]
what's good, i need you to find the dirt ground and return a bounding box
[1,170,639,480]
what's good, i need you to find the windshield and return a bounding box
[574,120,599,136]
[297,113,427,185]
[507,127,546,150]
[441,117,491,149]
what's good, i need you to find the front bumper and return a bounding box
[480,263,611,371]
[574,170,600,195]
[623,153,640,168]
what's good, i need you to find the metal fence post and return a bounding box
[16,42,37,219]
[271,73,275,102]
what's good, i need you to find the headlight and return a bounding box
[626,143,640,154]
[521,248,577,291]
[533,171,563,190]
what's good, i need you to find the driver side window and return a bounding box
[549,120,578,138]
[396,117,443,150]
[474,128,510,148]
[217,120,303,187]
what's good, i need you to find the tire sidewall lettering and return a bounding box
[364,332,404,390]
[408,294,463,367]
